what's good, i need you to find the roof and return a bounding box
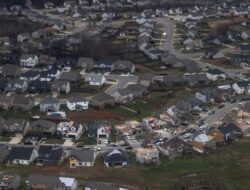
[116,88,133,96]
[4,118,27,132]
[218,123,242,134]
[21,54,37,60]
[207,68,224,75]
[13,95,33,105]
[0,173,20,187]
[0,95,13,103]
[41,97,59,105]
[104,149,128,163]
[68,96,87,103]
[85,181,123,190]
[71,148,95,162]
[92,93,114,102]
[88,122,105,136]
[27,175,76,189]
[30,120,56,132]
[60,71,80,82]
[38,145,63,163]
[86,73,104,83]
[6,147,34,161]
[20,70,40,78]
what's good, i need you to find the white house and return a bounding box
[233,7,249,16]
[85,73,106,86]
[67,96,89,111]
[20,54,39,67]
[232,81,250,94]
[195,89,214,103]
[206,69,226,81]
[6,147,38,165]
[57,121,83,140]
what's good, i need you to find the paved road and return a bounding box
[203,102,239,125]
[105,75,138,95]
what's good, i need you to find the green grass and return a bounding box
[0,110,30,119]
[0,136,10,142]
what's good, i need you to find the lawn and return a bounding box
[0,136,10,142]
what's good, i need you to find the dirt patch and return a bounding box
[208,17,248,30]
[67,110,124,122]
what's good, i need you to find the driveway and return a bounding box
[203,102,240,125]
[63,139,74,147]
[9,136,23,144]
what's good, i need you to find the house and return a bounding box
[139,73,153,87]
[163,75,186,86]
[28,80,49,93]
[17,33,31,43]
[91,93,115,108]
[104,149,128,167]
[1,64,20,78]
[204,49,225,59]
[37,145,65,165]
[135,145,159,164]
[112,88,134,104]
[77,57,94,71]
[67,96,89,111]
[0,173,20,190]
[233,7,249,16]
[60,71,81,85]
[159,137,192,159]
[84,181,128,190]
[39,68,60,82]
[113,60,135,73]
[93,60,114,72]
[217,123,243,141]
[40,97,60,112]
[85,73,106,86]
[212,86,232,102]
[87,122,109,144]
[3,118,30,136]
[0,95,13,110]
[57,121,83,140]
[56,57,77,72]
[232,81,250,94]
[184,73,209,87]
[19,70,40,81]
[5,79,28,93]
[20,54,38,67]
[192,133,216,153]
[70,148,96,168]
[6,147,38,165]
[26,175,78,190]
[195,88,214,103]
[51,80,70,95]
[29,120,57,138]
[206,69,226,81]
[126,84,148,98]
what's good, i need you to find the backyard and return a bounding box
[2,137,250,189]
